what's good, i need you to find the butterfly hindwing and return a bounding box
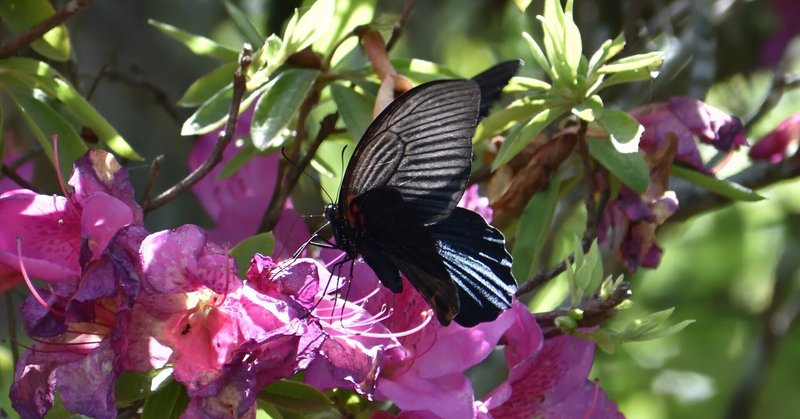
[354,187,459,324]
[427,207,517,326]
[341,80,481,224]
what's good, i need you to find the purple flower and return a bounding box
[188,107,280,245]
[749,112,800,163]
[632,97,747,173]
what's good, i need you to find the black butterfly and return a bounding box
[325,61,520,327]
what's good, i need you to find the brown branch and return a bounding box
[385,0,418,52]
[260,111,339,232]
[536,281,632,338]
[140,154,164,205]
[0,0,95,58]
[0,165,37,192]
[515,254,574,296]
[87,66,184,125]
[143,45,253,212]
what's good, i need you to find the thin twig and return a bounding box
[537,282,632,338]
[93,67,185,125]
[745,71,800,129]
[260,112,339,232]
[385,0,418,52]
[0,165,37,192]
[0,0,95,58]
[516,254,574,296]
[143,45,253,212]
[140,154,164,205]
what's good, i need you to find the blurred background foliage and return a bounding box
[1,0,799,418]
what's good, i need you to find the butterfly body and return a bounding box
[326,62,520,327]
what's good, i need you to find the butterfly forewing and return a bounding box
[340,80,481,224]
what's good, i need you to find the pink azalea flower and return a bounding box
[188,106,280,245]
[0,150,141,282]
[458,184,493,222]
[749,112,800,163]
[631,97,747,173]
[10,224,148,419]
[139,225,321,417]
[481,303,622,418]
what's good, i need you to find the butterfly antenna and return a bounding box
[279,147,335,204]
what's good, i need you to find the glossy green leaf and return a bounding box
[3,80,87,180]
[116,371,158,405]
[251,69,320,151]
[249,34,285,88]
[492,105,569,170]
[595,67,655,92]
[142,379,189,419]
[0,0,70,61]
[587,139,650,193]
[0,58,142,160]
[587,33,626,75]
[178,62,238,107]
[598,51,663,74]
[330,83,373,141]
[505,76,552,93]
[149,19,239,62]
[475,101,546,142]
[597,109,643,154]
[230,232,275,274]
[671,165,764,202]
[513,175,562,280]
[223,0,264,48]
[181,83,266,136]
[571,95,604,122]
[259,380,333,414]
[314,0,374,60]
[283,0,336,55]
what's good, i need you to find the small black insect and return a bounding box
[325,61,520,327]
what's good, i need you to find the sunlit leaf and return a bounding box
[493,105,569,170]
[522,32,553,80]
[571,95,603,122]
[181,83,267,136]
[0,0,71,61]
[314,0,375,61]
[512,0,533,12]
[149,19,239,62]
[251,69,320,150]
[587,139,650,193]
[598,51,663,74]
[475,101,546,142]
[513,175,561,280]
[587,33,626,75]
[671,165,764,202]
[283,0,336,55]
[597,109,643,154]
[230,232,275,274]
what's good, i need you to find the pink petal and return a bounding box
[80,192,134,261]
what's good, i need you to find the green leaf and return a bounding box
[671,165,764,202]
[251,69,320,151]
[587,139,649,193]
[595,67,655,92]
[571,95,603,122]
[314,0,375,61]
[0,0,70,61]
[116,371,158,405]
[178,62,238,107]
[181,83,266,136]
[148,19,239,62]
[3,80,87,180]
[493,105,568,170]
[230,232,275,274]
[330,83,373,141]
[142,379,189,419]
[223,1,264,48]
[598,51,663,74]
[522,32,553,80]
[249,34,285,88]
[505,76,551,93]
[0,58,142,160]
[597,109,643,154]
[283,0,336,55]
[513,175,562,280]
[610,308,695,342]
[259,380,333,414]
[572,240,603,305]
[587,33,626,75]
[218,142,258,180]
[475,100,546,142]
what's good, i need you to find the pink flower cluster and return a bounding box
[1,146,621,418]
